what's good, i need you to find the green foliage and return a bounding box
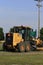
[40,28,43,40]
[0,27,4,40]
[0,28,3,32]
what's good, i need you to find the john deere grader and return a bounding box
[3,26,43,52]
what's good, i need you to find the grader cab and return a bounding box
[3,26,36,52]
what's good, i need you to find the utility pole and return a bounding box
[34,0,43,37]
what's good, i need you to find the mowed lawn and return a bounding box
[0,42,43,65]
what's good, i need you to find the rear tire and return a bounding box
[31,41,37,51]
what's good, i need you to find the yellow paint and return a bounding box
[35,38,42,45]
[37,47,43,51]
[13,33,24,46]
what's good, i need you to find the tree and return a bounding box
[0,28,4,40]
[40,28,43,40]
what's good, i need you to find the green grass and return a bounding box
[0,42,43,65]
[0,52,43,65]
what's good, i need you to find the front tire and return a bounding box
[25,41,31,52]
[18,42,25,52]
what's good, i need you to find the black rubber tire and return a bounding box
[31,46,36,51]
[31,41,37,51]
[25,41,31,52]
[18,42,25,52]
[3,42,7,51]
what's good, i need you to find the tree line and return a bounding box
[0,27,43,40]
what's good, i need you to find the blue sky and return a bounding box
[0,0,43,33]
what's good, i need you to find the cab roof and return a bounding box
[13,25,32,29]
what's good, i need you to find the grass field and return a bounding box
[0,42,43,65]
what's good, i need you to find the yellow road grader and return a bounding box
[3,26,43,52]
